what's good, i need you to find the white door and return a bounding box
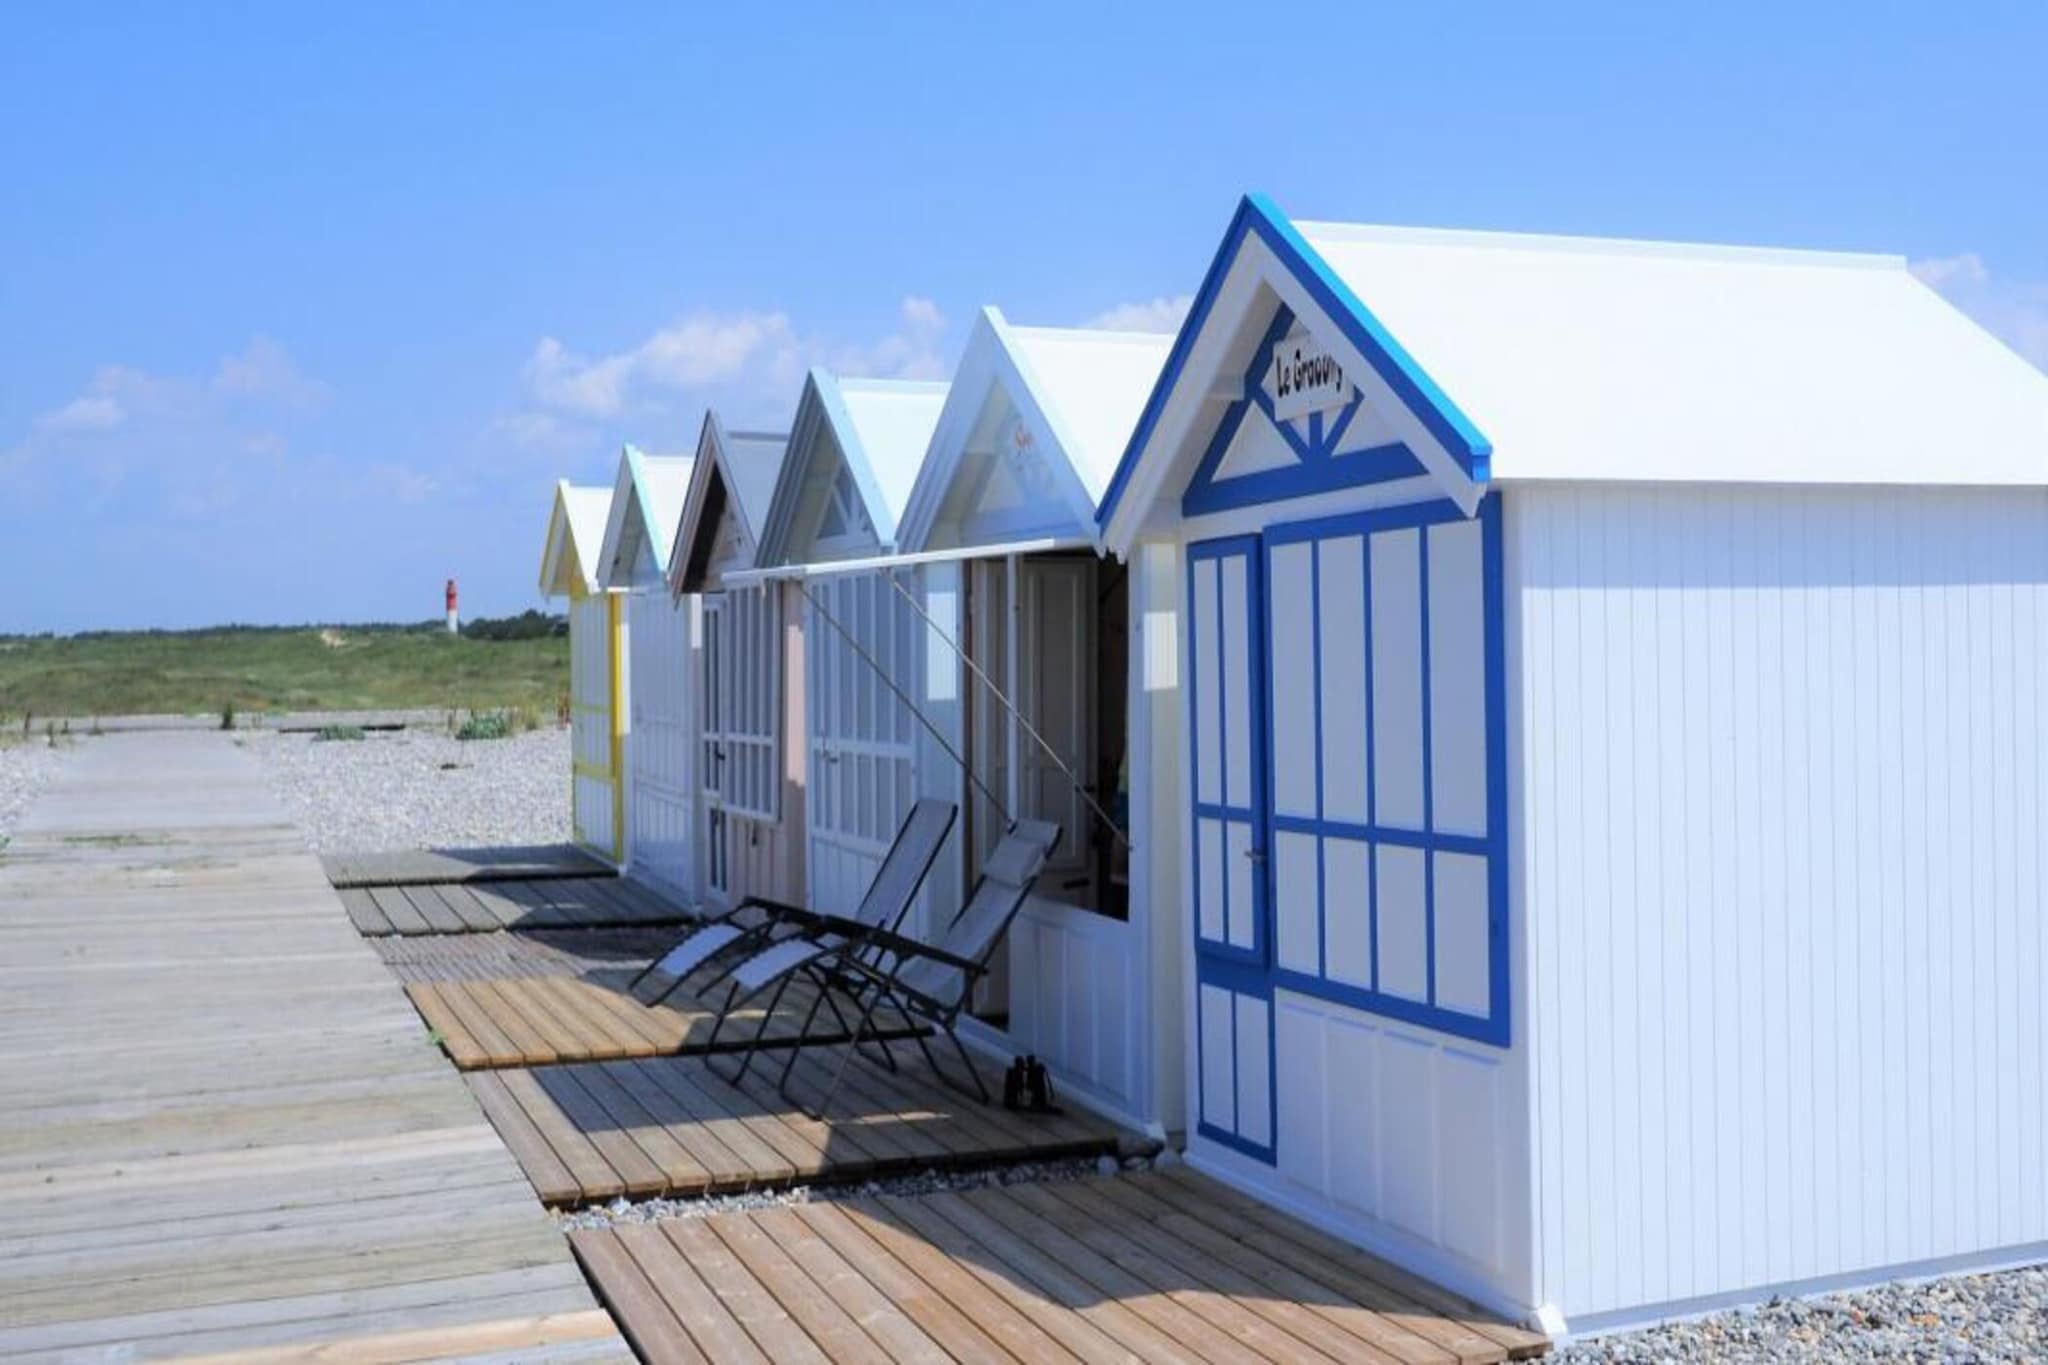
[806,570,919,921]
[699,595,730,899]
[626,590,694,895]
[1187,535,1274,1162]
[569,592,618,859]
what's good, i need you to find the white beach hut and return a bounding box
[595,444,696,898]
[750,369,949,923]
[890,308,1173,1128]
[666,412,801,910]
[538,480,624,862]
[1095,195,2048,1333]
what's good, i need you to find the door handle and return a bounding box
[1244,848,1266,864]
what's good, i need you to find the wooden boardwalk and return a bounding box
[469,1047,1124,1206]
[571,1167,1549,1363]
[0,732,629,1361]
[336,873,689,936]
[407,972,920,1069]
[322,841,614,888]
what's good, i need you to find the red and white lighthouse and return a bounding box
[445,578,459,635]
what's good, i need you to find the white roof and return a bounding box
[1008,324,1174,501]
[539,481,613,597]
[597,445,694,589]
[897,310,1171,553]
[756,369,949,565]
[836,377,950,529]
[1298,222,2048,487]
[669,412,791,594]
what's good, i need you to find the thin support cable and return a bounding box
[882,567,1130,849]
[794,574,1010,825]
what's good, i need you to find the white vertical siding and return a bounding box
[1515,482,2048,1325]
[626,590,694,899]
[568,593,616,857]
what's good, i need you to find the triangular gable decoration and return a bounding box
[670,413,791,596]
[1095,194,1493,556]
[755,369,948,567]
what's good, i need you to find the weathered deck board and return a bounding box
[335,872,692,935]
[0,732,631,1361]
[473,1046,1125,1207]
[320,842,615,889]
[407,973,921,1069]
[570,1171,1550,1362]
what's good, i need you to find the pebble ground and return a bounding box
[1556,1267,2046,1363]
[243,724,571,852]
[0,735,70,844]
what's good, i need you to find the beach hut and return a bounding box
[1095,194,2048,1333]
[595,444,696,898]
[538,480,624,861]
[749,369,949,923]
[890,308,1173,1128]
[666,412,800,909]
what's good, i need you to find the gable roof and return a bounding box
[1099,194,2048,553]
[755,367,949,566]
[897,308,1171,553]
[669,411,791,594]
[597,444,695,590]
[538,480,613,598]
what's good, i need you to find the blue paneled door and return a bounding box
[1186,535,1276,1161]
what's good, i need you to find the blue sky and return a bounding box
[4,3,2044,632]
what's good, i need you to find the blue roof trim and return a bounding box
[1095,194,1492,533]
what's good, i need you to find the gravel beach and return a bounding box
[1556,1267,2047,1363]
[243,724,571,852]
[0,736,70,842]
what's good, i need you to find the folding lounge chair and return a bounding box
[706,818,1061,1117]
[628,798,956,1001]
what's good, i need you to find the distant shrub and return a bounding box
[219,701,237,731]
[454,710,512,741]
[314,724,365,742]
[461,610,568,642]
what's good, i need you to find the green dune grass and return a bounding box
[0,620,568,721]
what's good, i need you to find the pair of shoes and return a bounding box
[1021,1054,1063,1116]
[1002,1055,1028,1110]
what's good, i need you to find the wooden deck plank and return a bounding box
[322,844,613,889]
[1038,1179,1395,1363]
[706,1209,897,1365]
[0,732,625,1359]
[466,1072,583,1206]
[613,1221,770,1364]
[401,883,471,934]
[793,1202,1021,1364]
[335,887,394,935]
[1092,1178,1461,1365]
[495,1068,627,1203]
[962,1186,1272,1365]
[876,1192,1184,1365]
[1148,1167,1549,1359]
[569,1228,709,1365]
[1003,1181,1344,1363]
[529,1068,669,1198]
[750,1205,951,1364]
[662,1217,834,1364]
[367,884,432,936]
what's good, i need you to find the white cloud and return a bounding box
[213,337,328,410]
[513,296,953,428]
[4,340,331,508]
[1912,253,2048,373]
[1082,294,1194,334]
[36,394,125,434]
[369,462,438,505]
